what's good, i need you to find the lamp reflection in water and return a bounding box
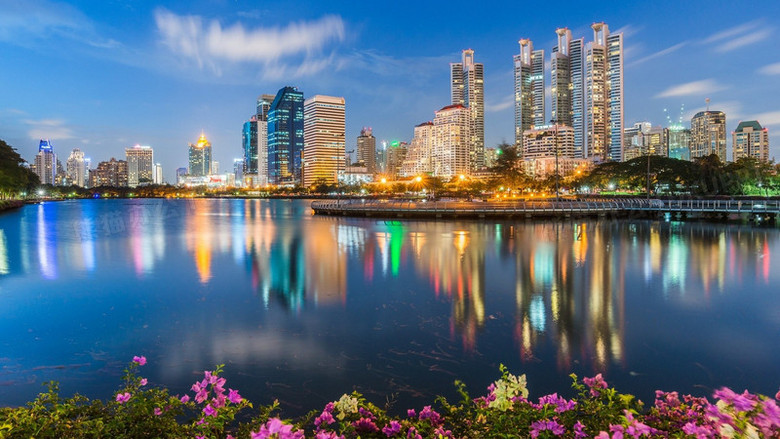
[37,204,57,279]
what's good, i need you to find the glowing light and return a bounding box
[415,176,422,182]
[380,178,387,184]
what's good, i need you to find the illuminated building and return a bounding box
[66,148,88,187]
[521,125,574,160]
[484,147,498,168]
[242,116,258,175]
[690,110,726,160]
[89,158,128,187]
[432,104,470,178]
[268,86,304,185]
[356,127,377,175]
[188,133,212,177]
[451,49,484,171]
[623,123,667,160]
[302,95,346,187]
[34,139,56,185]
[233,158,244,186]
[386,141,408,178]
[211,160,219,175]
[585,23,624,162]
[666,126,691,161]
[400,123,434,177]
[733,120,769,162]
[125,145,153,187]
[513,39,544,146]
[176,167,187,185]
[153,163,164,184]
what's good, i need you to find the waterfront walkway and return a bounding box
[311,198,780,220]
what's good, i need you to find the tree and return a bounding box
[489,143,528,190]
[0,139,40,199]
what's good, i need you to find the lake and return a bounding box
[0,198,778,415]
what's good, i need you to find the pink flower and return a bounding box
[382,420,401,437]
[180,394,190,403]
[132,356,147,366]
[315,432,344,439]
[203,404,217,417]
[139,378,147,386]
[115,392,131,403]
[153,407,162,416]
[251,418,305,439]
[583,374,608,397]
[352,417,379,433]
[227,388,242,404]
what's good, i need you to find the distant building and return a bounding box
[400,123,434,177]
[90,158,128,187]
[432,104,470,178]
[233,158,244,186]
[125,145,153,187]
[666,125,691,161]
[176,167,188,185]
[211,160,219,175]
[34,139,56,185]
[513,39,546,149]
[302,95,346,187]
[340,165,373,185]
[268,86,304,185]
[242,116,258,175]
[484,147,499,168]
[623,123,667,161]
[66,148,88,187]
[585,23,624,161]
[691,110,727,161]
[521,125,575,160]
[386,141,408,178]
[356,127,377,174]
[153,163,164,185]
[451,49,484,171]
[188,133,212,177]
[733,120,770,162]
[523,157,592,178]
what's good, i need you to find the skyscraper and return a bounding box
[400,122,434,177]
[690,110,727,160]
[451,49,484,171]
[153,163,164,185]
[90,158,128,187]
[302,95,346,187]
[513,39,536,146]
[356,127,377,174]
[252,93,274,186]
[268,86,304,185]
[585,23,623,161]
[66,148,88,187]
[125,145,153,187]
[188,133,212,177]
[34,139,56,185]
[733,120,769,162]
[242,116,258,174]
[551,28,586,157]
[432,104,470,178]
[666,125,691,161]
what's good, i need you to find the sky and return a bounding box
[2,0,780,182]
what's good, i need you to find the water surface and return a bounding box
[0,199,778,414]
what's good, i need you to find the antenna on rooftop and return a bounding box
[705,98,710,112]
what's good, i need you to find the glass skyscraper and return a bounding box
[268,86,305,185]
[451,49,485,172]
[242,116,258,174]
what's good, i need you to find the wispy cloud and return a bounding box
[758,62,780,75]
[684,101,743,122]
[702,20,762,44]
[154,8,345,76]
[750,110,780,127]
[614,24,642,39]
[655,79,726,98]
[486,95,513,113]
[23,118,75,141]
[716,29,772,52]
[628,42,688,67]
[701,20,772,52]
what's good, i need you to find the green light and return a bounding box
[496,150,502,155]
[390,141,400,147]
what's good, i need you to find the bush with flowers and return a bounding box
[0,358,778,438]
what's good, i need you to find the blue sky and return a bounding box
[2,0,780,181]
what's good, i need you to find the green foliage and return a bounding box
[0,139,39,199]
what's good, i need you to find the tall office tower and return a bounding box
[125,145,153,187]
[514,39,534,146]
[400,122,434,177]
[450,49,484,171]
[256,94,275,120]
[585,23,623,161]
[432,104,471,178]
[233,158,244,185]
[66,148,88,187]
[302,95,346,187]
[34,139,56,185]
[268,86,304,185]
[188,133,212,177]
[90,158,128,187]
[243,116,258,174]
[551,29,573,128]
[386,141,408,178]
[152,163,164,185]
[690,110,727,160]
[356,127,377,174]
[531,47,545,129]
[666,126,691,161]
[733,120,770,162]
[376,141,387,174]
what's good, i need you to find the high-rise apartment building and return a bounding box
[188,133,212,177]
[432,104,471,178]
[551,29,586,157]
[451,49,484,171]
[125,145,153,187]
[66,148,88,187]
[733,120,770,162]
[356,127,377,174]
[89,158,128,187]
[256,94,275,121]
[245,93,274,186]
[623,123,667,161]
[268,86,304,185]
[233,158,244,185]
[34,139,56,185]
[690,110,727,160]
[386,141,408,178]
[400,123,435,177]
[514,40,546,148]
[521,125,575,160]
[585,23,624,161]
[153,163,164,185]
[302,95,346,187]
[242,116,258,174]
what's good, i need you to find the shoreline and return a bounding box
[0,200,24,214]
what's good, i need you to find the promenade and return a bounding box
[311,198,780,221]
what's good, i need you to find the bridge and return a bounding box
[311,198,780,221]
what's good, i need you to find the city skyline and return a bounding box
[2,1,780,181]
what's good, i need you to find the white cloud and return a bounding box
[23,119,75,141]
[702,20,761,44]
[655,79,726,98]
[757,62,780,75]
[628,42,687,67]
[716,29,772,52]
[486,95,513,113]
[684,101,743,122]
[154,8,345,73]
[751,111,780,127]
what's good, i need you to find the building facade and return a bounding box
[551,28,586,158]
[125,145,153,187]
[733,120,769,162]
[666,126,691,161]
[356,127,377,174]
[34,139,56,185]
[521,125,575,160]
[188,133,212,177]
[400,123,434,177]
[432,104,471,178]
[302,95,346,187]
[623,123,667,161]
[90,158,128,187]
[690,110,727,160]
[66,148,88,187]
[451,49,484,171]
[153,163,164,185]
[585,23,624,162]
[242,116,258,175]
[386,141,408,178]
[268,86,304,185]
